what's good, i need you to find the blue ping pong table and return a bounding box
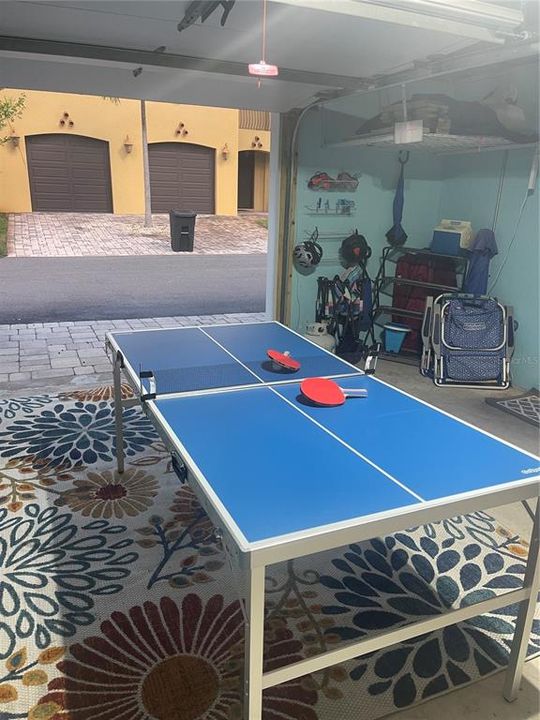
[106,320,540,719]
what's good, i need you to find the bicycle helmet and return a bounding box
[293,228,323,269]
[340,230,371,266]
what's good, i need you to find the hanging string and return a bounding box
[248,0,278,84]
[261,0,267,63]
[256,0,268,88]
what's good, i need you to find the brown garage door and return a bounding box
[26,134,113,212]
[149,143,215,214]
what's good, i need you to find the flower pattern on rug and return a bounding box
[135,485,225,590]
[267,561,348,701]
[318,520,540,710]
[33,594,318,720]
[59,384,134,403]
[0,457,78,514]
[0,396,53,425]
[0,645,65,715]
[55,468,159,519]
[0,389,538,720]
[0,401,157,469]
[413,511,530,558]
[0,504,137,658]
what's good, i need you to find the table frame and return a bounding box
[105,324,540,719]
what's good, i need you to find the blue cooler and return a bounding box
[383,323,411,353]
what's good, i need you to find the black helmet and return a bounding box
[340,231,371,267]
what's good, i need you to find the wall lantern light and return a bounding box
[221,143,230,160]
[124,135,134,154]
[8,132,20,148]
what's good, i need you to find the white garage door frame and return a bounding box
[265,113,281,320]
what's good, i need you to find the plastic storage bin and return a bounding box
[383,323,411,353]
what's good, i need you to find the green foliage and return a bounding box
[0,214,8,257]
[0,93,26,143]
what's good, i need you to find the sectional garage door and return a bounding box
[26,134,113,212]
[149,143,215,214]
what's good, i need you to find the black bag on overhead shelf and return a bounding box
[357,93,538,144]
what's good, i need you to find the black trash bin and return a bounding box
[169,211,197,252]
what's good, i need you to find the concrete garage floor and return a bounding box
[377,360,539,720]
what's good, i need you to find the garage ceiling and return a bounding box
[0,0,532,112]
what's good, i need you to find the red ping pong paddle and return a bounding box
[300,377,368,406]
[267,349,301,372]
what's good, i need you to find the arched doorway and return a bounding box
[238,150,269,212]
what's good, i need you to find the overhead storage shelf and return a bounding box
[326,130,538,155]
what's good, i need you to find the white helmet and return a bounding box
[293,231,323,269]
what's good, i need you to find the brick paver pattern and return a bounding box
[0,313,267,386]
[7,213,268,257]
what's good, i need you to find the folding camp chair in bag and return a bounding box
[316,267,373,357]
[421,293,515,389]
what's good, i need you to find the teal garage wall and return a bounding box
[291,63,540,387]
[291,108,442,333]
[291,65,538,389]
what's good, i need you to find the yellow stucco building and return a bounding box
[0,90,270,216]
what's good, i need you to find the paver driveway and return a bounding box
[0,312,267,388]
[7,212,267,256]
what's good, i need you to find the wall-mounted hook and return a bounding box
[398,150,410,165]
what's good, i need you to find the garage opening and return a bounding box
[238,150,269,212]
[149,142,215,214]
[26,134,113,212]
[238,150,255,209]
[0,3,539,719]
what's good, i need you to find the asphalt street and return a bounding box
[0,254,266,323]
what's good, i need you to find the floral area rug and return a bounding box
[0,386,538,720]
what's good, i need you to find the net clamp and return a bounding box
[139,370,157,401]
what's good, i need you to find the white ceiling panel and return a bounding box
[0,0,524,111]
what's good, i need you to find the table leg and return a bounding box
[503,498,540,701]
[244,565,266,719]
[113,353,125,474]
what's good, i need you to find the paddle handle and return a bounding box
[343,388,368,398]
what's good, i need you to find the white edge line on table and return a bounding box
[281,320,540,461]
[247,474,540,554]
[199,326,424,504]
[146,399,252,554]
[370,374,540,462]
[107,323,540,560]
